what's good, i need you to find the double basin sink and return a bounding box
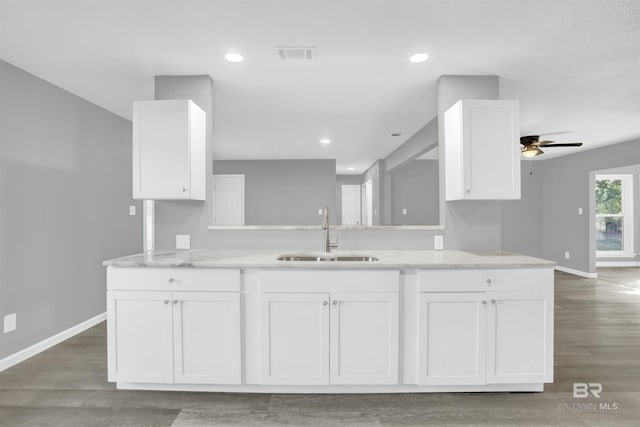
[277,254,378,262]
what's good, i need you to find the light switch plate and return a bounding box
[129,205,136,216]
[578,208,583,215]
[176,235,191,250]
[4,313,16,333]
[434,235,444,250]
[565,251,570,259]
[402,208,407,215]
[318,208,323,215]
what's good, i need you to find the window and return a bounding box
[595,174,634,257]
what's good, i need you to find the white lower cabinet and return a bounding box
[486,291,551,384]
[108,290,241,384]
[419,292,487,385]
[105,266,553,391]
[330,293,399,385]
[261,292,399,385]
[108,291,174,383]
[173,292,241,384]
[260,293,330,385]
[419,290,552,385]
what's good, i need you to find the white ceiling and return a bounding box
[1,0,639,173]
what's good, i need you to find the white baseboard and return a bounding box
[596,261,640,267]
[555,265,598,279]
[0,312,106,372]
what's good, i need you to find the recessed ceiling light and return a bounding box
[320,139,331,144]
[225,52,244,63]
[347,167,355,171]
[409,53,429,63]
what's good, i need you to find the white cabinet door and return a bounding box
[261,293,330,385]
[330,293,399,385]
[486,291,552,384]
[133,99,206,200]
[445,99,520,200]
[418,293,487,385]
[107,291,174,383]
[173,292,241,384]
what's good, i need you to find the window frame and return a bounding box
[595,174,634,258]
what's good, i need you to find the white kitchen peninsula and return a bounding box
[103,250,555,393]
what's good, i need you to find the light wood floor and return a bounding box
[1,268,639,426]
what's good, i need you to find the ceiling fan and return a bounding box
[520,135,583,157]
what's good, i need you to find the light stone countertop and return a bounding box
[103,249,556,270]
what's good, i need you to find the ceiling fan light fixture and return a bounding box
[521,146,543,157]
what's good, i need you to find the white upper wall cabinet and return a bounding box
[133,99,206,200]
[445,100,521,201]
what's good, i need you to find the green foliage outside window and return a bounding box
[595,179,622,215]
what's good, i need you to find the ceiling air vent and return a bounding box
[275,46,316,60]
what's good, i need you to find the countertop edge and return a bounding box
[102,250,556,269]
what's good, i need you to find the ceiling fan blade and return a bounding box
[542,143,583,147]
[535,140,555,146]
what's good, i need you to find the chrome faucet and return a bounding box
[321,207,338,253]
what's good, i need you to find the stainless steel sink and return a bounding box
[333,256,378,262]
[277,255,379,262]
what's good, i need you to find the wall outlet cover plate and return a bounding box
[434,235,444,250]
[176,235,191,250]
[4,313,16,333]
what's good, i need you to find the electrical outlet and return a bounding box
[129,205,136,216]
[565,251,570,259]
[4,313,16,333]
[434,235,444,250]
[176,235,191,250]
[402,208,407,215]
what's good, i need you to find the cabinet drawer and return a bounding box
[259,269,399,293]
[419,268,553,292]
[107,267,240,291]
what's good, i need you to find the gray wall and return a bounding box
[501,139,640,273]
[390,159,439,225]
[0,60,141,359]
[501,161,543,258]
[385,117,438,172]
[212,160,336,225]
[541,140,640,273]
